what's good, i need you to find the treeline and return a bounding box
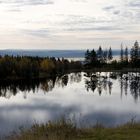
[85,41,140,69]
[120,41,140,67]
[85,46,113,67]
[0,41,139,80]
[0,56,82,79]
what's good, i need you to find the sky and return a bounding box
[0,0,139,50]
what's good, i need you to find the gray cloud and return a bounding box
[129,0,140,7]
[113,10,120,15]
[66,26,123,32]
[103,6,115,11]
[21,29,50,38]
[103,5,120,16]
[56,15,113,28]
[20,24,123,39]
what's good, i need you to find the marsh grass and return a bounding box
[8,118,140,140]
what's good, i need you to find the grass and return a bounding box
[7,117,140,140]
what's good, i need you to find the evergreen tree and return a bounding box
[103,49,108,63]
[134,41,139,60]
[85,49,91,63]
[120,43,124,63]
[124,47,128,63]
[130,41,139,64]
[97,46,103,63]
[130,47,135,63]
[108,47,113,62]
[90,49,97,62]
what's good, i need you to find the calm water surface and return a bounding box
[0,72,140,136]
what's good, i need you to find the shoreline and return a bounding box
[0,68,139,81]
[7,118,140,140]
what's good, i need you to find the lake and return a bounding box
[0,72,140,136]
[0,50,121,58]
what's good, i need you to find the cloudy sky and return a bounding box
[0,0,139,50]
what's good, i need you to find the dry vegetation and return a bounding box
[7,118,140,140]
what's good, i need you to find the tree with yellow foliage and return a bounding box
[40,59,55,73]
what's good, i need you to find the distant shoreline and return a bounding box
[0,49,123,58]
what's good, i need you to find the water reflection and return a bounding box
[119,72,140,102]
[84,72,140,102]
[0,79,40,99]
[129,73,140,102]
[0,72,140,136]
[0,73,82,99]
[0,72,140,102]
[85,72,114,95]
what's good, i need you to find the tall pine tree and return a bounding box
[124,47,128,63]
[85,49,91,63]
[103,49,108,63]
[97,46,103,63]
[108,47,113,62]
[130,41,139,64]
[120,43,124,63]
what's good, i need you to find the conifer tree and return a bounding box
[85,49,91,63]
[120,43,124,63]
[130,41,139,64]
[97,46,103,63]
[103,49,108,63]
[90,49,97,65]
[124,47,128,63]
[108,47,113,62]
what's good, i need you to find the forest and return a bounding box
[85,41,140,69]
[0,41,139,80]
[0,56,81,79]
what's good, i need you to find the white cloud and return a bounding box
[0,0,139,49]
[0,0,54,6]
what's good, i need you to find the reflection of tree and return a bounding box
[97,82,102,96]
[85,78,97,93]
[55,75,69,88]
[62,75,69,86]
[0,78,47,98]
[129,77,140,102]
[108,81,113,95]
[118,72,140,102]
[69,73,81,83]
[23,91,27,99]
[0,79,40,98]
[124,78,128,96]
[84,72,93,78]
[103,79,108,91]
[84,71,140,101]
[0,72,140,102]
[109,72,118,80]
[41,79,55,92]
[85,72,113,95]
[120,76,123,99]
[0,73,70,98]
[55,73,81,88]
